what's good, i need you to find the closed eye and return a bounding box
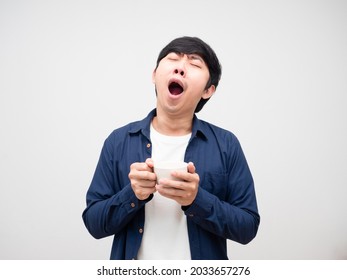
[167,53,180,60]
[191,63,202,68]
[189,55,204,68]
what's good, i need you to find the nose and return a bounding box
[173,57,186,77]
[174,68,185,76]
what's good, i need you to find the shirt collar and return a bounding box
[128,109,208,141]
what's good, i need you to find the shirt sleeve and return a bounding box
[82,133,151,239]
[183,136,260,245]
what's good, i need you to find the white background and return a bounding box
[1,0,346,259]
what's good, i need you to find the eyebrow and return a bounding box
[187,54,204,62]
[168,52,205,64]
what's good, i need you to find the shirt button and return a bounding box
[139,228,143,234]
[146,143,151,148]
[130,202,135,208]
[189,214,194,217]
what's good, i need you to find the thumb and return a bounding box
[145,158,154,169]
[187,162,196,174]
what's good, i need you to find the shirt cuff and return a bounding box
[182,187,214,219]
[119,184,153,213]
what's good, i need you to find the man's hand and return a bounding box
[156,162,199,206]
[129,158,157,200]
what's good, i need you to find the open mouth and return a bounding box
[168,81,184,96]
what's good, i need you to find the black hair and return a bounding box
[156,36,222,112]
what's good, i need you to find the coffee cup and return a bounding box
[154,161,188,183]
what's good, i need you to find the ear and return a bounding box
[202,85,216,99]
[152,69,156,84]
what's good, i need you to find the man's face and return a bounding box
[152,52,215,116]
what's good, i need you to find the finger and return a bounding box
[170,170,195,183]
[157,179,186,191]
[137,170,157,182]
[145,158,154,169]
[156,183,185,197]
[131,162,153,172]
[129,169,156,183]
[156,183,195,206]
[187,162,195,174]
[138,179,157,188]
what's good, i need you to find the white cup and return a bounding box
[154,161,188,183]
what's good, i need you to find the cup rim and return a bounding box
[154,161,187,170]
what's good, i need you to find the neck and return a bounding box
[152,108,193,136]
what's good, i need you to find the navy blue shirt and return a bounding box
[82,109,260,259]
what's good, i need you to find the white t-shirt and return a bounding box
[137,124,191,259]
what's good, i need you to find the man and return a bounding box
[82,36,260,259]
